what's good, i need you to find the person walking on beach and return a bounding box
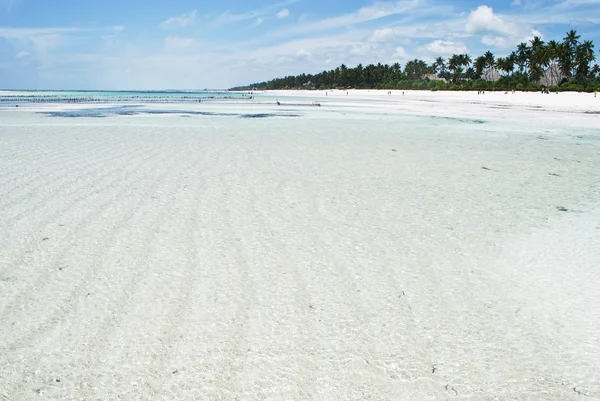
[595,90,597,98]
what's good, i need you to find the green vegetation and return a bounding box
[231,30,599,92]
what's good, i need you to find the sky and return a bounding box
[0,0,599,89]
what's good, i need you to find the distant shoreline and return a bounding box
[233,88,597,94]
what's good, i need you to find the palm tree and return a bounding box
[507,52,517,77]
[241,29,598,91]
[555,42,572,80]
[404,59,429,81]
[484,51,495,69]
[474,55,486,77]
[516,42,530,74]
[539,40,565,85]
[465,67,478,81]
[391,62,401,74]
[354,64,364,87]
[534,44,551,69]
[339,64,348,87]
[529,36,545,81]
[451,54,472,81]
[546,40,560,62]
[496,57,508,77]
[453,66,464,83]
[563,30,581,78]
[564,29,581,52]
[479,51,497,81]
[448,54,461,83]
[433,57,446,78]
[575,40,595,78]
[462,54,473,70]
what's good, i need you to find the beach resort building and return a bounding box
[423,73,446,82]
[482,68,501,82]
[538,63,566,87]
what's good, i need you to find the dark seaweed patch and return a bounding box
[240,113,299,118]
[429,115,486,124]
[41,107,300,119]
[43,105,141,118]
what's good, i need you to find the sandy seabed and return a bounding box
[1,91,599,400]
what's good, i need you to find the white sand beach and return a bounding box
[1,91,599,400]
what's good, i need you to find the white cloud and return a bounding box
[206,0,298,27]
[425,39,467,55]
[164,36,196,50]
[512,0,521,5]
[370,28,395,42]
[480,28,542,48]
[481,35,511,47]
[465,5,515,36]
[522,29,543,42]
[464,5,544,48]
[296,49,312,59]
[234,32,364,65]
[113,26,125,32]
[209,10,262,26]
[356,0,419,20]
[277,8,290,18]
[5,0,599,90]
[30,34,63,53]
[277,0,422,37]
[394,46,407,58]
[0,27,80,40]
[161,10,197,28]
[297,12,309,22]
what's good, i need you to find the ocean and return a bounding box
[0,90,251,105]
[1,89,599,399]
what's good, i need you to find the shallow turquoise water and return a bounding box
[0,90,250,104]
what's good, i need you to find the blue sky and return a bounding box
[0,0,598,89]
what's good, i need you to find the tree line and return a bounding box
[231,30,599,92]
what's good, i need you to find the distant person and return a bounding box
[595,90,597,98]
